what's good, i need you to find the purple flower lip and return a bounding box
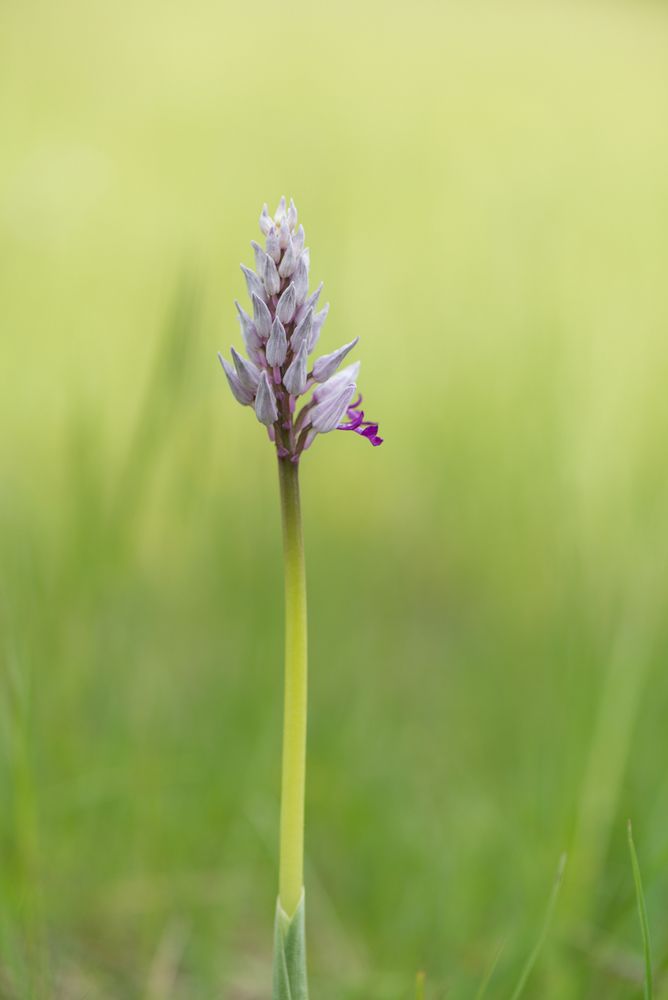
[337,396,383,447]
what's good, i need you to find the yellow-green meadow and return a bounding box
[1,0,668,995]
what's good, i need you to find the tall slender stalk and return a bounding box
[219,198,382,999]
[277,456,308,919]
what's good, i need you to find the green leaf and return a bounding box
[272,894,308,1000]
[628,820,653,1000]
[509,853,566,1000]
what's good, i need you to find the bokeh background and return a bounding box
[2,0,668,996]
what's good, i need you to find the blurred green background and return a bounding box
[2,0,668,996]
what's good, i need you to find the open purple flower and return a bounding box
[219,198,382,461]
[337,396,383,447]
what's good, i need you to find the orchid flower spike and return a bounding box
[219,198,383,461]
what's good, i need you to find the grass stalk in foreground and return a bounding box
[473,941,505,1000]
[628,821,653,1000]
[509,853,567,1000]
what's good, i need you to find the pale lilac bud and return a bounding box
[274,196,287,224]
[251,240,265,273]
[241,264,265,302]
[308,303,330,352]
[255,371,278,425]
[291,308,313,352]
[235,301,262,352]
[259,204,273,236]
[279,238,298,278]
[312,337,359,382]
[313,362,361,402]
[266,316,288,367]
[231,346,261,394]
[287,198,298,229]
[276,283,297,324]
[250,243,280,296]
[311,380,357,433]
[293,224,305,251]
[283,340,309,396]
[252,294,272,340]
[219,353,255,405]
[266,229,280,262]
[293,255,309,304]
[296,282,322,324]
[278,217,291,250]
[263,253,281,295]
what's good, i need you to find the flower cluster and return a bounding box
[219,198,382,461]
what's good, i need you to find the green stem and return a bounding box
[277,457,308,918]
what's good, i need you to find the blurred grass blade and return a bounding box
[415,970,426,1000]
[509,853,566,1000]
[628,821,653,1000]
[113,277,201,538]
[564,582,660,928]
[0,643,49,995]
[474,941,505,1000]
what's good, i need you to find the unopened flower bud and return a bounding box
[274,196,287,224]
[252,294,272,340]
[283,340,309,396]
[231,346,261,394]
[259,204,273,236]
[266,316,288,367]
[293,224,305,251]
[266,228,281,262]
[279,238,298,278]
[235,301,262,352]
[276,283,297,324]
[219,353,255,405]
[255,370,279,425]
[308,303,330,351]
[311,380,356,433]
[250,243,280,296]
[293,255,309,304]
[241,264,265,302]
[291,308,313,352]
[297,282,322,324]
[313,362,361,402]
[263,254,281,295]
[312,337,359,382]
[278,217,291,250]
[251,240,265,273]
